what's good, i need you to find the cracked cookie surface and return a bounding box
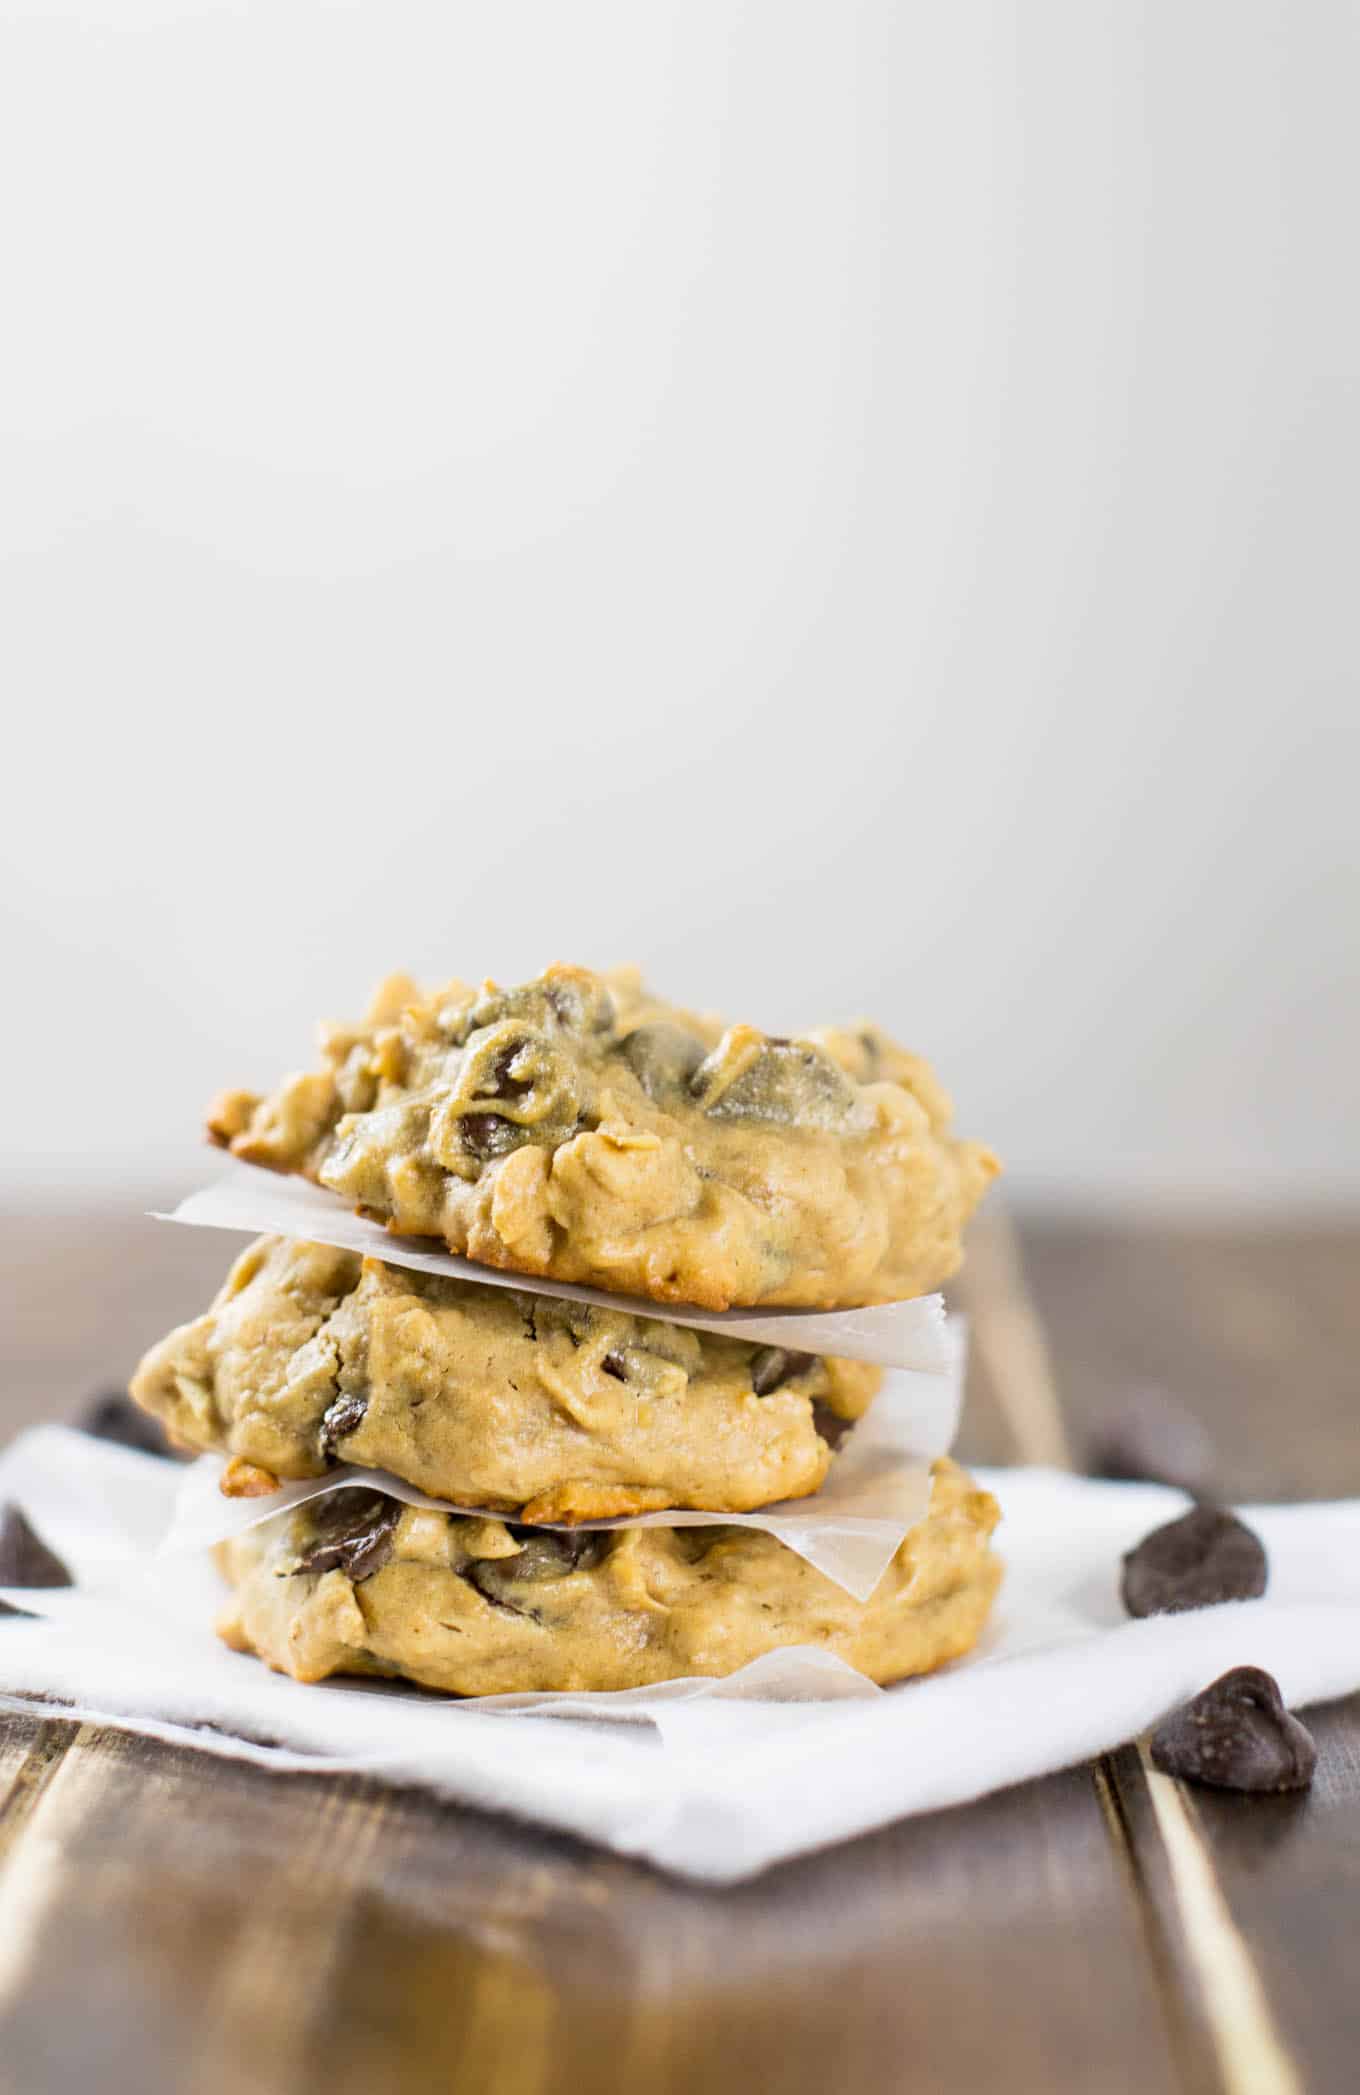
[208,964,998,1310]
[216,1457,1002,1695]
[131,1235,879,1520]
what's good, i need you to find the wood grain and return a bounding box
[1026,1214,1360,2095]
[0,1713,1185,2095]
[0,1203,1357,2095]
[0,1204,232,1440]
[1015,1217,1360,1499]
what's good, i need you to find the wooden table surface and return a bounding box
[0,1204,1356,2095]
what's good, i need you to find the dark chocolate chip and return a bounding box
[464,1563,536,1618]
[811,1401,854,1452]
[319,1392,369,1460]
[0,1505,74,1589]
[692,1039,858,1127]
[0,1597,37,1620]
[1084,1389,1217,1497]
[460,1110,514,1159]
[545,981,612,1031]
[1121,1505,1267,1618]
[294,1492,399,1581]
[77,1390,185,1461]
[616,1022,707,1098]
[467,1528,608,1616]
[750,1346,816,1396]
[502,1526,609,1577]
[489,1041,533,1100]
[600,1352,629,1382]
[1151,1666,1316,1792]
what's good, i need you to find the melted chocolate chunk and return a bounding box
[464,1563,536,1617]
[1121,1505,1268,1618]
[0,1505,74,1589]
[467,1528,607,1616]
[1151,1666,1316,1792]
[692,1039,858,1127]
[319,1392,369,1460]
[460,1110,515,1159]
[489,1041,533,1100]
[294,1493,399,1581]
[501,1527,609,1577]
[617,1022,707,1098]
[545,979,615,1032]
[750,1346,815,1396]
[811,1401,854,1453]
[77,1390,183,1460]
[600,1351,629,1382]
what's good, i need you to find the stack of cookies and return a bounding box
[132,965,1004,1697]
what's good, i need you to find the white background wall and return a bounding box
[2,2,1357,1206]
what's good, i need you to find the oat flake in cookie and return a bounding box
[130,1235,881,1521]
[215,1458,1002,1697]
[207,964,998,1311]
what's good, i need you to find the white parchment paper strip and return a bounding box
[155,1166,950,1374]
[160,1330,967,1603]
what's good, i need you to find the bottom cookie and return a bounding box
[216,1457,1002,1696]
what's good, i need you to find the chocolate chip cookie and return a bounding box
[215,1457,1002,1695]
[131,1235,880,1520]
[208,964,998,1310]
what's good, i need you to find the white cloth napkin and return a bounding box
[3,1426,1359,1884]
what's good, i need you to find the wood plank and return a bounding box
[951,1208,1074,1470]
[0,1719,79,1884]
[0,1203,232,1439]
[0,1709,1187,2095]
[1178,1697,1360,2080]
[1016,1218,1360,1499]
[1104,1720,1360,2095]
[1022,1218,1360,2095]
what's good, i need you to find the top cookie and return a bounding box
[209,964,998,1311]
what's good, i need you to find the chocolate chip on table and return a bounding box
[1084,1389,1217,1497]
[1121,1505,1268,1618]
[77,1389,185,1461]
[0,1598,37,1621]
[750,1346,816,1396]
[0,1504,74,1589]
[1151,1667,1317,1793]
[294,1493,400,1581]
[319,1392,369,1459]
